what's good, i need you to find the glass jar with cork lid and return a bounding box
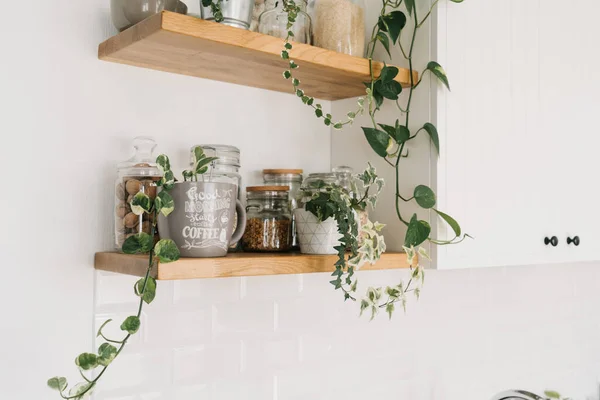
[114,137,162,249]
[263,169,303,250]
[242,186,293,252]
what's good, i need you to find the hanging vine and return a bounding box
[280,0,470,318]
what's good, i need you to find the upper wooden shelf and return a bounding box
[98,11,416,100]
[95,252,410,280]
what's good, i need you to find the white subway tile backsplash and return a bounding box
[93,262,600,400]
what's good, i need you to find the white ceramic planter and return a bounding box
[294,209,342,255]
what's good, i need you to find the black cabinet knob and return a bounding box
[544,236,559,247]
[567,236,580,246]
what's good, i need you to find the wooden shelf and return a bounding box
[95,252,410,280]
[98,11,416,100]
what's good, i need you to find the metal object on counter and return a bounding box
[110,0,179,32]
[200,0,256,30]
[263,169,303,250]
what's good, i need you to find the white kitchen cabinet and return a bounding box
[432,0,600,269]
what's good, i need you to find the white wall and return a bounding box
[2,1,600,400]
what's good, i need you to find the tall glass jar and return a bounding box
[242,186,292,252]
[263,169,303,249]
[190,145,242,198]
[308,0,366,57]
[115,137,162,249]
[191,144,243,250]
[258,0,312,44]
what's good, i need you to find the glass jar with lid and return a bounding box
[242,186,292,252]
[115,137,162,249]
[190,145,242,198]
[299,172,339,203]
[308,0,366,57]
[263,169,303,249]
[258,0,312,44]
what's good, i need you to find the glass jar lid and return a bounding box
[301,172,339,191]
[190,144,240,168]
[117,136,161,178]
[246,185,289,199]
[263,169,303,183]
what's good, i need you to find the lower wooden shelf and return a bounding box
[94,252,410,280]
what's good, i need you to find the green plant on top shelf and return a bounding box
[47,155,181,399]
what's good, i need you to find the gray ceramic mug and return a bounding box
[158,182,246,257]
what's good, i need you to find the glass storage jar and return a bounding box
[308,0,366,57]
[258,0,312,44]
[299,172,339,204]
[190,145,242,198]
[242,186,292,252]
[115,137,162,249]
[332,165,369,243]
[263,169,303,249]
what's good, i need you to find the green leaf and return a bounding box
[544,391,561,399]
[155,190,174,217]
[135,276,157,304]
[195,156,218,175]
[414,185,436,209]
[130,192,151,216]
[122,232,153,255]
[96,319,112,337]
[376,32,391,57]
[283,70,291,79]
[281,50,289,59]
[405,0,414,15]
[404,214,431,247]
[449,0,464,2]
[75,353,98,371]
[97,343,118,367]
[386,302,395,319]
[433,208,461,236]
[362,127,390,157]
[47,377,68,391]
[423,122,440,154]
[161,170,175,191]
[120,316,141,334]
[379,65,399,82]
[427,61,450,90]
[374,79,402,100]
[378,122,410,144]
[315,109,323,118]
[156,154,170,174]
[378,11,406,44]
[154,239,180,263]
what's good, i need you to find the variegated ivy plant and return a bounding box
[47,155,181,399]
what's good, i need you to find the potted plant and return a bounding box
[157,146,247,257]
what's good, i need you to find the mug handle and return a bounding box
[230,199,247,245]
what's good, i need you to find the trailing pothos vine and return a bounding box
[47,156,181,399]
[279,0,470,318]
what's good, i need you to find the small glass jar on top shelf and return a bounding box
[242,186,293,252]
[258,0,312,44]
[308,0,366,57]
[263,169,303,249]
[114,137,162,249]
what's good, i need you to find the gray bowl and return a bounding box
[111,0,184,32]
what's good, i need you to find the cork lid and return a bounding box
[246,185,290,192]
[263,169,303,175]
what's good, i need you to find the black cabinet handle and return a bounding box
[567,236,580,246]
[544,236,559,247]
